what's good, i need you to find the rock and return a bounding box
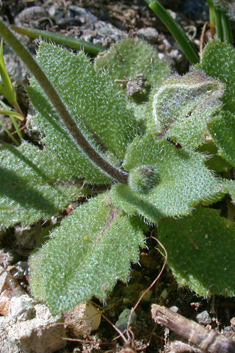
[230,317,235,328]
[8,295,36,322]
[3,51,28,83]
[47,2,60,17]
[64,302,101,337]
[0,249,13,268]
[57,17,83,28]
[196,310,212,325]
[69,5,98,24]
[94,21,128,44]
[137,27,159,44]
[0,268,25,316]
[69,5,88,16]
[223,326,235,339]
[81,29,96,43]
[14,6,48,26]
[0,316,21,353]
[0,289,14,316]
[169,306,179,313]
[0,299,66,353]
[162,38,172,51]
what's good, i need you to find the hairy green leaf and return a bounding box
[94,38,171,122]
[223,179,235,203]
[110,184,163,223]
[28,41,138,183]
[196,40,235,113]
[110,136,223,221]
[147,70,224,149]
[208,111,235,166]
[196,139,231,173]
[94,38,170,88]
[158,206,235,296]
[0,143,82,228]
[29,193,145,314]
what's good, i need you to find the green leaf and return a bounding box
[110,136,224,221]
[147,70,224,149]
[27,108,112,184]
[208,111,235,166]
[158,206,235,296]
[94,38,171,122]
[94,38,170,89]
[110,184,163,223]
[29,193,145,314]
[196,40,235,113]
[196,139,231,173]
[27,41,138,183]
[223,179,235,203]
[0,143,83,228]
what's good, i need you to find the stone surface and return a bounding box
[14,6,48,26]
[196,310,212,325]
[0,296,66,353]
[8,295,36,322]
[0,250,13,268]
[137,27,159,44]
[64,302,101,337]
[230,317,235,328]
[0,316,21,353]
[0,268,25,316]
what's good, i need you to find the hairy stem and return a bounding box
[0,21,128,184]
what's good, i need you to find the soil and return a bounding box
[1,1,235,353]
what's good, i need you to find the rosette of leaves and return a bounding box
[1,35,235,314]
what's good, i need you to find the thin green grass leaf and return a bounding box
[11,25,106,55]
[144,0,199,64]
[0,118,19,145]
[0,41,20,110]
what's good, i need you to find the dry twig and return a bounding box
[151,304,235,353]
